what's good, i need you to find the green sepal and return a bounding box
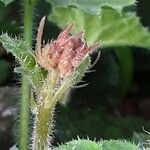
[53,54,91,103]
[64,54,91,84]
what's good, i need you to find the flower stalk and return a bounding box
[32,71,58,150]
[31,17,99,149]
[19,0,36,149]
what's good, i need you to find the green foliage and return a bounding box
[0,34,35,70]
[55,106,150,141]
[115,48,133,97]
[54,139,138,150]
[54,139,100,150]
[99,140,138,150]
[50,7,150,49]
[46,0,136,15]
[0,0,14,6]
[0,34,47,89]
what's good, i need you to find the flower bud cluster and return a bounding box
[36,18,99,78]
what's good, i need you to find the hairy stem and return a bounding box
[19,0,36,149]
[33,100,54,150]
[32,71,58,150]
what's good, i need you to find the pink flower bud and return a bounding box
[35,17,99,78]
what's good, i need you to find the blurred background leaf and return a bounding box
[46,0,136,15]
[54,105,150,143]
[115,47,134,98]
[50,7,150,49]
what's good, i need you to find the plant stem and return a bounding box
[20,75,30,150]
[32,71,58,150]
[33,100,54,150]
[19,0,35,149]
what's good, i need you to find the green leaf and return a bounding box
[53,139,138,150]
[99,140,138,150]
[54,139,100,150]
[46,0,136,15]
[0,0,14,6]
[115,47,134,97]
[0,34,47,89]
[50,7,150,49]
[0,34,35,70]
